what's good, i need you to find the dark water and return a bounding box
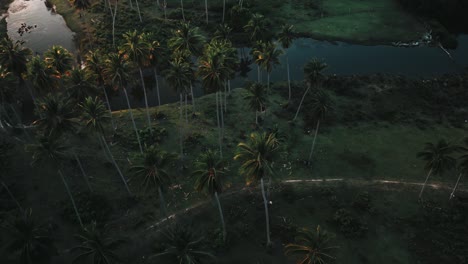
[5,0,75,54]
[112,36,468,110]
[3,0,467,110]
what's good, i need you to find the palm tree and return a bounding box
[27,56,58,95]
[244,13,267,42]
[307,90,333,164]
[278,24,296,101]
[234,132,280,246]
[164,57,191,159]
[417,139,459,199]
[28,135,84,228]
[0,37,32,99]
[180,0,185,21]
[121,30,153,134]
[7,209,56,264]
[66,67,97,103]
[450,139,468,199]
[253,41,283,92]
[204,0,208,24]
[44,45,74,77]
[71,222,123,264]
[293,59,328,121]
[147,37,165,107]
[193,150,227,241]
[103,52,143,154]
[168,22,205,57]
[149,224,215,263]
[32,93,79,137]
[73,0,91,18]
[214,24,232,41]
[80,96,132,195]
[84,50,116,130]
[198,42,226,157]
[245,83,266,125]
[129,146,172,217]
[285,225,338,264]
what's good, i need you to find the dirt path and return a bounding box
[146,178,465,230]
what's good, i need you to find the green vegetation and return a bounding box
[1,0,468,262]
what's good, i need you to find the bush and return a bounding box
[61,192,112,226]
[332,208,368,238]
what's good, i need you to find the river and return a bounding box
[2,0,468,111]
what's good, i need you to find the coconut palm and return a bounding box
[32,93,79,137]
[168,22,205,57]
[293,59,328,121]
[278,24,296,101]
[28,135,83,228]
[450,139,468,199]
[0,37,31,83]
[245,83,266,125]
[73,0,91,14]
[80,96,132,195]
[129,146,172,217]
[149,224,215,263]
[164,57,191,159]
[0,37,32,100]
[44,45,74,77]
[27,56,58,95]
[84,50,115,130]
[121,30,153,133]
[147,37,165,107]
[103,52,143,154]
[307,90,333,164]
[6,209,56,264]
[285,225,338,264]
[193,150,227,241]
[214,24,232,41]
[253,41,283,92]
[71,222,123,264]
[244,13,267,42]
[417,139,459,199]
[234,132,280,246]
[198,40,231,158]
[66,67,97,103]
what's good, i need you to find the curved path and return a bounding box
[146,178,466,230]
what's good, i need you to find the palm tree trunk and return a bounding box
[267,72,270,93]
[260,178,271,246]
[257,64,261,83]
[139,68,152,134]
[190,82,195,114]
[1,180,23,212]
[308,119,320,163]
[185,93,188,124]
[216,91,222,158]
[102,86,116,131]
[419,168,433,199]
[224,81,227,113]
[255,110,258,125]
[58,169,84,229]
[179,93,184,158]
[180,0,185,21]
[220,90,224,138]
[111,0,118,49]
[204,0,208,24]
[450,173,463,200]
[153,68,161,106]
[228,79,231,94]
[287,55,291,101]
[135,0,143,21]
[158,186,167,217]
[293,85,310,121]
[128,0,133,9]
[222,0,226,23]
[101,135,132,195]
[123,87,143,154]
[99,134,112,162]
[214,191,227,241]
[73,150,92,192]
